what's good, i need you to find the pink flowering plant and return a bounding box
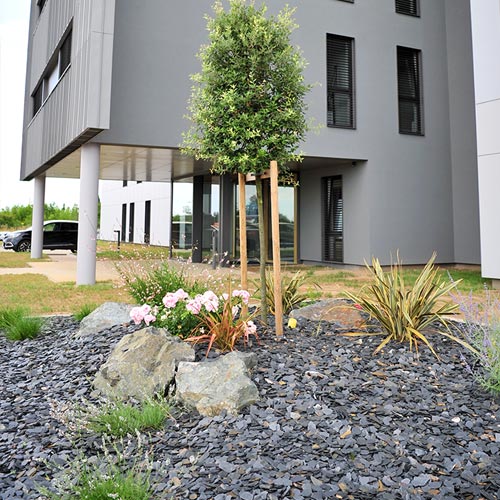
[129,287,258,352]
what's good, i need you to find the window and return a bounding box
[396,0,419,17]
[31,29,72,116]
[397,46,423,135]
[121,204,127,242]
[129,203,135,242]
[144,200,151,244]
[322,176,343,262]
[59,31,72,74]
[327,34,355,129]
[37,0,47,15]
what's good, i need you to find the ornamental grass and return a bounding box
[344,252,475,358]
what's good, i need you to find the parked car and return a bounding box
[2,220,78,252]
[0,231,10,241]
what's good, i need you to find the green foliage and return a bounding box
[344,253,474,358]
[156,299,204,339]
[182,0,312,175]
[261,270,318,315]
[120,262,205,309]
[451,288,500,394]
[39,452,152,500]
[73,303,97,322]
[0,203,78,229]
[0,306,43,341]
[88,400,171,438]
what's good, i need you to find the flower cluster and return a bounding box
[129,287,256,353]
[130,304,156,326]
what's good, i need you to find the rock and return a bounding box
[176,351,259,416]
[93,326,195,400]
[76,302,134,337]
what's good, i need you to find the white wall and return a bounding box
[99,180,171,246]
[471,0,500,281]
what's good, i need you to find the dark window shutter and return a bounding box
[396,0,419,17]
[59,31,72,74]
[33,84,43,116]
[397,46,423,135]
[323,176,343,262]
[327,34,355,129]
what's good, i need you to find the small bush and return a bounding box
[261,270,318,315]
[87,399,171,438]
[344,253,473,358]
[0,306,43,341]
[451,288,500,394]
[120,262,205,308]
[73,303,97,322]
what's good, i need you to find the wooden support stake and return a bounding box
[238,173,248,317]
[270,160,283,336]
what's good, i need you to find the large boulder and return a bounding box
[176,352,259,416]
[76,302,134,337]
[93,326,195,401]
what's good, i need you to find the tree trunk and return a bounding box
[255,175,268,324]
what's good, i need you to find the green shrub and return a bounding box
[451,288,500,394]
[73,303,97,322]
[87,399,171,438]
[120,262,205,308]
[260,270,318,315]
[0,306,43,341]
[344,253,474,358]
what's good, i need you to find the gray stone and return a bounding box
[93,326,195,400]
[76,302,134,337]
[176,351,259,416]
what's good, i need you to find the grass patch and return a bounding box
[0,274,130,315]
[73,303,97,322]
[39,453,152,500]
[0,306,43,341]
[88,399,171,438]
[96,240,170,261]
[0,251,50,268]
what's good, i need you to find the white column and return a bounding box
[31,174,46,259]
[77,143,100,285]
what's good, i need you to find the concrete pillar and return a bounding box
[77,143,100,285]
[31,174,45,259]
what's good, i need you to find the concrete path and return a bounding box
[0,250,119,283]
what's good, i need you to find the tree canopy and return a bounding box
[182,0,311,175]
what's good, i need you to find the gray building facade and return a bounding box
[21,0,480,283]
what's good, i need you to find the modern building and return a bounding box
[470,0,500,288]
[21,0,480,284]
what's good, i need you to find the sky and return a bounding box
[0,0,80,209]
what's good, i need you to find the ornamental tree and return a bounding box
[182,0,311,324]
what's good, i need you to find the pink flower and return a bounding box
[144,313,156,325]
[245,320,257,336]
[232,305,239,317]
[174,289,189,300]
[354,303,363,310]
[162,293,179,308]
[186,299,202,314]
[201,291,219,312]
[130,306,145,325]
[222,293,229,301]
[140,304,151,315]
[233,289,250,304]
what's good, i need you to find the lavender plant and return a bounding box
[451,287,500,394]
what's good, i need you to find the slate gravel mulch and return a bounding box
[0,315,499,500]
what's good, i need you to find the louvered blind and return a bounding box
[395,0,419,16]
[323,176,343,262]
[327,34,355,128]
[397,46,423,135]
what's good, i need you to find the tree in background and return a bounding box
[182,0,311,323]
[0,203,78,229]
